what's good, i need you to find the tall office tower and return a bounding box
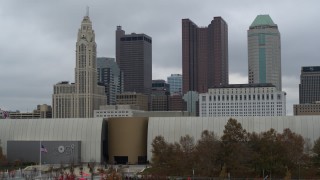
[115,26,152,95]
[167,74,182,95]
[97,57,124,105]
[53,13,106,118]
[299,66,320,104]
[248,15,282,90]
[182,17,228,94]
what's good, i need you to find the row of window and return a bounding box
[96,111,129,113]
[202,94,282,101]
[204,102,277,105]
[96,114,129,117]
[120,36,152,43]
[201,112,284,116]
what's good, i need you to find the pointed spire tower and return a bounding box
[72,9,106,118]
[53,9,106,118]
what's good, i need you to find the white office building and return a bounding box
[199,84,286,117]
[94,105,143,118]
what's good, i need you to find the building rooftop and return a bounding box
[302,66,320,73]
[250,15,277,28]
[211,83,276,89]
[56,81,70,85]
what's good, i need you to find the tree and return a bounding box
[221,118,250,176]
[247,132,262,174]
[179,135,195,176]
[313,137,320,157]
[166,142,183,175]
[253,128,286,177]
[195,130,220,176]
[151,136,168,167]
[278,128,305,170]
[221,118,248,142]
[313,137,320,166]
[0,139,7,165]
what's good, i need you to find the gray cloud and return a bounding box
[0,0,319,113]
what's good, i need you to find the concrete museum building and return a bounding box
[1,116,320,165]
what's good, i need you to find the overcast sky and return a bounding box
[0,0,319,115]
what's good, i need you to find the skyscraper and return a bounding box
[248,15,282,90]
[167,74,182,95]
[115,26,152,95]
[299,66,320,104]
[97,57,124,105]
[52,13,106,118]
[182,17,228,94]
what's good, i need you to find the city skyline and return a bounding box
[0,1,320,115]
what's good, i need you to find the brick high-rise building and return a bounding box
[182,17,228,94]
[115,26,152,95]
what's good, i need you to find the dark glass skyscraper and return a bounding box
[182,17,228,94]
[96,57,124,105]
[299,66,320,104]
[116,26,152,95]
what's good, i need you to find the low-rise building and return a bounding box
[8,104,52,119]
[199,84,286,117]
[294,102,320,115]
[94,105,189,118]
[116,92,149,111]
[94,105,144,118]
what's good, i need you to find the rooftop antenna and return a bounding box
[86,6,89,17]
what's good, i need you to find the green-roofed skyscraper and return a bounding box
[248,15,282,90]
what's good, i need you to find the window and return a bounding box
[277,94,281,100]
